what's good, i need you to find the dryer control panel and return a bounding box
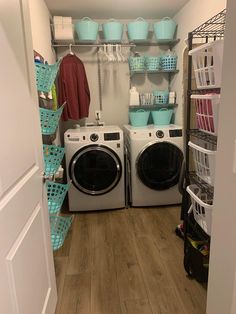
[169,129,182,137]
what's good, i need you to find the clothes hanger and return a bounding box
[69,43,74,55]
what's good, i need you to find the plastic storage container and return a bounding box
[39,106,64,135]
[129,87,140,106]
[188,141,216,186]
[151,108,173,125]
[127,18,149,41]
[191,94,220,136]
[145,56,161,72]
[50,215,73,250]
[102,19,123,42]
[189,39,224,89]
[187,184,213,236]
[35,60,61,93]
[43,144,65,177]
[53,16,74,41]
[153,17,177,41]
[46,181,70,214]
[161,50,177,71]
[129,109,150,127]
[75,17,98,42]
[129,56,145,72]
[153,90,169,105]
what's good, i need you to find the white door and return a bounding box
[0,1,57,313]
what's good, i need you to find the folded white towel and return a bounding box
[53,16,63,24]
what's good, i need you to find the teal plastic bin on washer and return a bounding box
[151,108,173,125]
[102,19,123,42]
[129,109,150,127]
[75,17,98,41]
[127,17,149,41]
[154,17,177,40]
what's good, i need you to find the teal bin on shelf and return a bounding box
[154,17,177,41]
[127,17,149,41]
[129,109,150,127]
[75,17,98,41]
[102,19,123,42]
[151,108,173,125]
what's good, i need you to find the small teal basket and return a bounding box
[46,181,70,214]
[43,145,65,176]
[129,56,145,73]
[151,108,173,125]
[50,215,73,251]
[153,90,169,104]
[35,60,60,93]
[153,17,177,41]
[40,106,64,135]
[161,55,177,71]
[75,17,98,41]
[102,19,124,42]
[146,56,161,72]
[129,109,150,127]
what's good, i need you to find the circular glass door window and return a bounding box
[137,142,183,190]
[69,145,122,195]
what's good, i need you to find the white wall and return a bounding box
[28,0,55,63]
[172,0,226,125]
[206,1,236,312]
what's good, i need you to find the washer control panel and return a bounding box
[156,130,164,138]
[90,133,99,142]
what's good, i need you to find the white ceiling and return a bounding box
[45,0,190,19]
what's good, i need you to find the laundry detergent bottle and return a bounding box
[129,87,140,106]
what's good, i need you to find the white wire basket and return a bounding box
[189,40,224,89]
[188,141,216,186]
[187,184,213,236]
[191,94,220,136]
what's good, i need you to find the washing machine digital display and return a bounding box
[136,142,183,190]
[104,132,120,141]
[69,145,122,195]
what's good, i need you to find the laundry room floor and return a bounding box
[53,206,207,314]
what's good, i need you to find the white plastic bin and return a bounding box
[188,141,216,186]
[191,94,220,136]
[187,184,213,236]
[189,40,224,89]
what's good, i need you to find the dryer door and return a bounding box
[69,144,122,195]
[136,142,183,190]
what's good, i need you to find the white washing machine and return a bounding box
[64,126,125,211]
[124,124,184,207]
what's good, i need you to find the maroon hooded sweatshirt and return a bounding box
[58,54,90,121]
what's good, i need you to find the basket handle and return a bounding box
[107,18,118,22]
[162,17,172,21]
[159,108,168,111]
[135,17,146,22]
[81,17,92,21]
[136,109,145,112]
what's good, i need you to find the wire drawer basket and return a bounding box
[40,106,64,135]
[187,184,213,236]
[188,141,216,186]
[50,215,73,250]
[35,60,61,93]
[43,144,65,176]
[191,94,220,136]
[189,40,224,89]
[46,181,70,214]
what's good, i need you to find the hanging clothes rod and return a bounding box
[52,43,136,48]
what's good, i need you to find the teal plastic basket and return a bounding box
[35,61,60,93]
[151,108,173,125]
[43,145,65,176]
[40,106,64,135]
[153,17,177,40]
[50,215,73,251]
[161,55,177,71]
[129,109,150,127]
[146,56,161,71]
[46,181,70,214]
[102,19,124,42]
[153,90,169,104]
[127,17,149,41]
[129,56,145,72]
[75,17,98,41]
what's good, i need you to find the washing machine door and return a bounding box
[136,142,183,190]
[69,144,122,195]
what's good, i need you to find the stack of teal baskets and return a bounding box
[35,60,72,252]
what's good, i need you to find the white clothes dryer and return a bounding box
[64,126,125,211]
[124,124,184,207]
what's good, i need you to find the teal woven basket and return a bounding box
[50,215,73,251]
[35,60,60,93]
[46,181,70,214]
[161,55,177,71]
[129,56,145,72]
[153,90,169,104]
[43,145,65,176]
[146,56,161,71]
[40,106,64,135]
[151,108,173,125]
[129,109,150,127]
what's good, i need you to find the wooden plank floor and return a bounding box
[54,206,207,314]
